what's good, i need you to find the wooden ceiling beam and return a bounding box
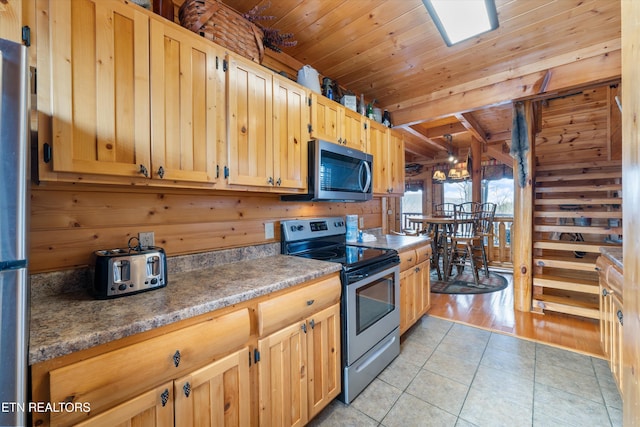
[391,44,621,126]
[397,126,448,152]
[455,113,489,144]
[486,144,514,167]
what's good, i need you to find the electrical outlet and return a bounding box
[264,222,274,239]
[138,231,155,249]
[359,217,364,228]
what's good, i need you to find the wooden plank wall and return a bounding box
[30,184,383,273]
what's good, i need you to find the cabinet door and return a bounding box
[258,322,308,427]
[343,108,368,152]
[599,280,612,359]
[369,121,390,195]
[611,294,623,394]
[273,76,309,190]
[74,381,174,427]
[174,347,250,427]
[416,260,431,316]
[149,19,222,183]
[306,303,341,419]
[309,93,343,143]
[389,130,405,195]
[399,267,415,334]
[227,53,274,187]
[45,0,151,177]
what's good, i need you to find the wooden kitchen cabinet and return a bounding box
[369,120,405,196]
[173,347,250,426]
[399,245,431,335]
[272,75,310,191]
[226,54,309,192]
[38,0,224,184]
[309,92,343,144]
[148,18,224,183]
[596,254,623,395]
[341,108,369,151]
[73,381,175,427]
[309,94,368,151]
[34,309,251,426]
[256,275,341,426]
[39,0,152,179]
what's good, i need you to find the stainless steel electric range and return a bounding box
[281,217,400,404]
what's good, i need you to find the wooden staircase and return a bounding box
[532,160,622,319]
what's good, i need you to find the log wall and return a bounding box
[30,184,383,273]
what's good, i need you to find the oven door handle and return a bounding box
[359,160,372,193]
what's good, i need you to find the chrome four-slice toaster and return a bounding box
[91,246,167,299]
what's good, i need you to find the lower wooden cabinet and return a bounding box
[596,254,623,395]
[174,347,251,426]
[256,278,342,427]
[32,272,342,427]
[399,245,432,335]
[74,381,175,427]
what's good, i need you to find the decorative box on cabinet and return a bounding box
[256,275,342,426]
[398,244,431,334]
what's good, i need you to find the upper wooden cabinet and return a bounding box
[41,0,152,178]
[272,75,309,190]
[39,0,224,184]
[309,92,343,144]
[369,120,404,196]
[309,94,368,151]
[342,108,369,152]
[226,54,309,191]
[148,19,223,183]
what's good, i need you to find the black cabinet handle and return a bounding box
[173,350,181,367]
[160,389,169,407]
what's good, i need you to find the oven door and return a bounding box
[344,264,400,365]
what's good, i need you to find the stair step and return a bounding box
[533,274,599,294]
[533,240,617,253]
[534,255,597,272]
[532,294,600,320]
[535,184,621,193]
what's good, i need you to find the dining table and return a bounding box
[407,215,456,280]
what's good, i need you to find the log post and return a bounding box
[471,136,482,203]
[512,101,535,312]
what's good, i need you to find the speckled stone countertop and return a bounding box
[355,229,431,252]
[29,255,341,365]
[600,246,623,271]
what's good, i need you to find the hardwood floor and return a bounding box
[426,270,605,358]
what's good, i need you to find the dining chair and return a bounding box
[457,201,480,215]
[445,208,483,286]
[430,203,457,278]
[474,202,497,275]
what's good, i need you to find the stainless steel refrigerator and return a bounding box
[0,37,30,427]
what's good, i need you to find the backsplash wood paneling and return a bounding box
[30,184,383,273]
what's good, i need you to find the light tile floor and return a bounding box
[309,316,623,427]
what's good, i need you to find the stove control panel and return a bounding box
[281,217,347,242]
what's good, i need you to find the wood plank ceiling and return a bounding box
[195,0,621,166]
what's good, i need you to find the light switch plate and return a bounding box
[265,222,274,239]
[359,217,365,228]
[138,231,155,248]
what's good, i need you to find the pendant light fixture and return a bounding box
[432,134,470,183]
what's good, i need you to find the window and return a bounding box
[482,177,513,216]
[443,180,471,205]
[401,189,423,232]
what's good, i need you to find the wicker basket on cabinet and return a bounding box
[178,0,265,63]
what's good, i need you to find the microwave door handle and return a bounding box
[360,160,372,193]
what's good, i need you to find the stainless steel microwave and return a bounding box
[282,140,373,202]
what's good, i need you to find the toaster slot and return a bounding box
[113,260,130,282]
[147,255,160,277]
